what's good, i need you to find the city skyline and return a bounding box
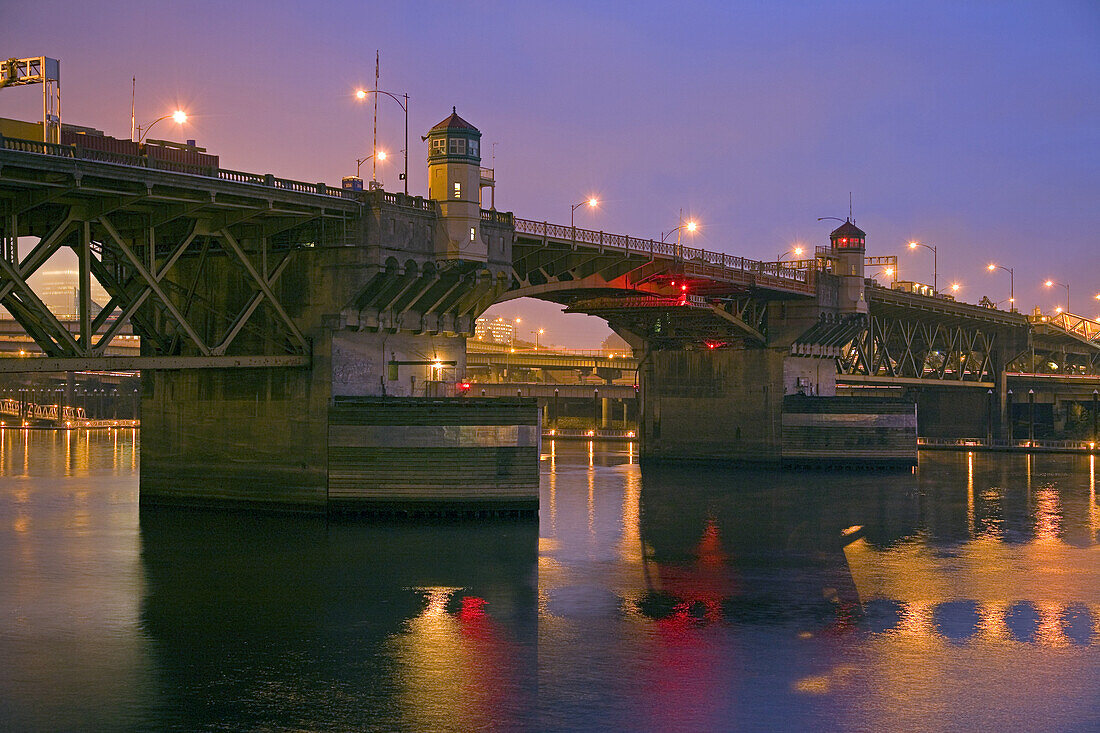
[2,0,1097,346]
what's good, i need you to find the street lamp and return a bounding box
[571,197,599,246]
[136,109,187,144]
[531,328,545,351]
[950,282,961,294]
[356,150,386,179]
[778,246,805,262]
[1044,279,1070,314]
[906,240,937,293]
[986,263,1015,311]
[661,213,698,260]
[355,87,409,195]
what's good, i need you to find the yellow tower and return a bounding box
[426,108,486,260]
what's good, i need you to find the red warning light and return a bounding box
[681,283,688,291]
[457,381,472,393]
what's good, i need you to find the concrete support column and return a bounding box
[601,397,610,428]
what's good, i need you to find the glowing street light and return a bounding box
[906,240,937,293]
[531,328,545,351]
[355,86,409,194]
[986,263,1015,312]
[778,246,805,262]
[661,212,699,260]
[951,282,961,293]
[136,109,188,144]
[356,150,387,178]
[1044,279,1070,314]
[571,196,599,243]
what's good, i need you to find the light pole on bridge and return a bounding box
[136,110,188,144]
[356,150,386,179]
[1044,279,1070,314]
[778,246,804,262]
[571,197,599,248]
[661,212,698,262]
[907,240,938,293]
[356,87,409,195]
[986,263,1015,312]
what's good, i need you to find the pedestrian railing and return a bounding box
[544,427,638,440]
[513,217,814,293]
[917,437,1098,452]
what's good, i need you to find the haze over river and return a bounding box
[2,431,1098,731]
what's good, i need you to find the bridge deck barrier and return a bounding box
[917,437,1098,453]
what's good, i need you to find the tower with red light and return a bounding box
[829,219,867,314]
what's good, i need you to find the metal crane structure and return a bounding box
[0,56,62,144]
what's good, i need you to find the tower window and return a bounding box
[468,140,479,157]
[470,227,476,242]
[449,138,466,155]
[431,138,445,154]
[453,182,461,199]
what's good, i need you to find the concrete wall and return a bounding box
[140,366,328,511]
[915,388,990,438]
[331,331,467,398]
[783,356,837,397]
[640,348,785,462]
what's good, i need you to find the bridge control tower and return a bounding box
[828,219,868,314]
[426,108,487,261]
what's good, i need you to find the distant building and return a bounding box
[475,317,515,344]
[23,269,108,318]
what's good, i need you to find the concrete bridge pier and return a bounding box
[640,348,785,462]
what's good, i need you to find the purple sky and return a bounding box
[3,1,1098,347]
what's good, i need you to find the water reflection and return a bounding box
[539,443,1100,731]
[139,509,537,731]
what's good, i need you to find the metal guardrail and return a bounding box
[1,134,358,201]
[512,217,813,291]
[544,427,638,440]
[1031,312,1100,345]
[917,437,1098,452]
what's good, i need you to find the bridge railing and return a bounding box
[0,134,358,201]
[918,437,1098,452]
[512,217,813,291]
[1033,312,1100,344]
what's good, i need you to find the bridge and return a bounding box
[1,106,1097,513]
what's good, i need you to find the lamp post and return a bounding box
[355,88,409,195]
[531,328,544,352]
[135,109,187,144]
[986,263,1015,311]
[1043,279,1070,314]
[778,246,804,262]
[907,240,937,293]
[571,197,598,247]
[661,212,698,261]
[356,150,386,179]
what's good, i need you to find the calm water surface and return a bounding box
[1,430,1098,731]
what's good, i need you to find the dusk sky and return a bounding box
[3,1,1097,347]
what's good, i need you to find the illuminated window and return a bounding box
[449,138,466,155]
[453,182,461,199]
[470,227,476,242]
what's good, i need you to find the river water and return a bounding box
[1,430,1098,731]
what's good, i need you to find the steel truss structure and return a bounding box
[838,314,999,383]
[0,143,358,372]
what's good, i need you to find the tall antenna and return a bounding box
[130,77,136,142]
[849,191,853,221]
[373,50,379,183]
